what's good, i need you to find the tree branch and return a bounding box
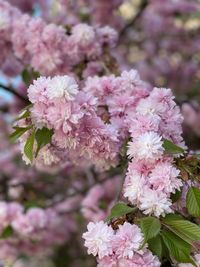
[0,104,9,113]
[119,0,148,39]
[0,83,28,103]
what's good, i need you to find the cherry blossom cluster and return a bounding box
[10,58,192,267]
[82,73,187,265]
[124,87,185,217]
[83,220,160,267]
[17,70,152,170]
[18,69,186,214]
[21,75,121,170]
[83,69,150,137]
[0,0,118,77]
[0,202,75,263]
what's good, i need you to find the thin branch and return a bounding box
[119,0,148,39]
[0,104,9,113]
[0,83,28,103]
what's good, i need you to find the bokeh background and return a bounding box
[0,0,200,266]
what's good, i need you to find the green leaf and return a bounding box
[161,230,196,265]
[32,70,40,79]
[24,130,35,163]
[140,217,161,243]
[1,225,13,238]
[35,127,54,156]
[21,69,40,85]
[9,126,32,143]
[191,11,200,19]
[164,214,184,221]
[163,139,185,154]
[22,69,31,85]
[171,188,182,203]
[106,202,136,222]
[162,218,200,242]
[148,235,163,259]
[15,109,31,122]
[24,200,44,210]
[186,187,200,218]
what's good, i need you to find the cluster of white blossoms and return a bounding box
[123,87,184,217]
[83,221,160,267]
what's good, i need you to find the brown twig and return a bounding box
[0,83,28,103]
[119,0,148,40]
[0,104,9,113]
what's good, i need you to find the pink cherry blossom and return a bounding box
[112,222,144,259]
[82,221,114,259]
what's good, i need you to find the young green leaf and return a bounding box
[22,69,40,85]
[161,230,196,266]
[15,109,30,122]
[24,200,44,210]
[148,235,163,259]
[35,127,54,156]
[162,218,200,241]
[24,130,35,163]
[9,126,32,143]
[186,187,200,218]
[171,188,182,203]
[1,226,13,239]
[106,202,136,222]
[163,139,185,154]
[32,70,40,79]
[22,69,31,85]
[163,214,184,221]
[140,217,161,242]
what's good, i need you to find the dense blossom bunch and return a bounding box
[81,73,189,266]
[0,0,118,77]
[14,66,197,266]
[22,74,121,170]
[0,0,22,77]
[124,87,184,217]
[15,69,152,171]
[83,221,160,267]
[0,202,75,263]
